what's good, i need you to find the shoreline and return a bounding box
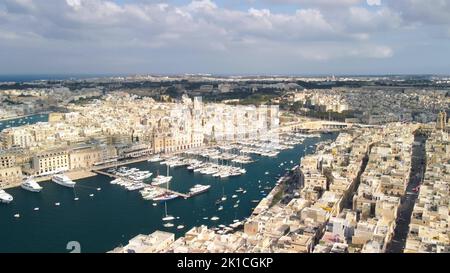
[1,170,97,190]
[0,147,204,191]
[0,136,302,191]
[0,112,50,122]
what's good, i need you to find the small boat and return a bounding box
[203,217,208,220]
[55,202,60,206]
[110,178,121,184]
[265,171,269,175]
[162,216,175,221]
[233,204,239,208]
[89,194,94,197]
[163,223,174,228]
[177,225,185,230]
[210,216,220,221]
[97,188,101,191]
[14,214,20,218]
[0,190,13,204]
[152,203,157,207]
[218,206,223,211]
[34,207,39,211]
[74,197,79,201]
[232,194,238,199]
[162,202,175,221]
[235,188,244,193]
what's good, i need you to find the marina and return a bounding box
[0,133,336,253]
[0,113,49,132]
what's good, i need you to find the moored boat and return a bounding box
[21,177,43,192]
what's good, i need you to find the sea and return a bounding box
[0,133,337,253]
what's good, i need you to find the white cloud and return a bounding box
[367,0,381,6]
[66,0,81,10]
[386,0,450,25]
[5,0,447,74]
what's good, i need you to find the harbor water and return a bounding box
[0,113,48,132]
[0,133,337,253]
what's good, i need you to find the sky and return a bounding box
[0,0,450,75]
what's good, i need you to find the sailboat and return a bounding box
[162,202,175,221]
[152,165,172,185]
[221,186,227,201]
[153,175,178,201]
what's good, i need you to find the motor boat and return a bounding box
[0,190,13,204]
[52,174,76,188]
[189,184,211,195]
[21,177,43,192]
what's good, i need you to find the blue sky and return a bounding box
[0,0,450,75]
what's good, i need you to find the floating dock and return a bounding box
[93,170,190,199]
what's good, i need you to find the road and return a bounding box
[386,134,426,253]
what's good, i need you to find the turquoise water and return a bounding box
[0,114,48,132]
[0,134,337,253]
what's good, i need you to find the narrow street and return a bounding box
[386,134,427,253]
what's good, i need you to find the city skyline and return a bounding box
[1,0,450,75]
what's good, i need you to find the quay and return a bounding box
[93,170,190,199]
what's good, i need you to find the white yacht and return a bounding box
[0,190,13,204]
[152,165,172,185]
[21,178,43,192]
[126,183,146,191]
[152,175,172,185]
[189,184,211,196]
[148,155,163,162]
[130,171,152,181]
[52,174,76,188]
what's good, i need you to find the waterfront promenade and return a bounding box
[1,155,156,189]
